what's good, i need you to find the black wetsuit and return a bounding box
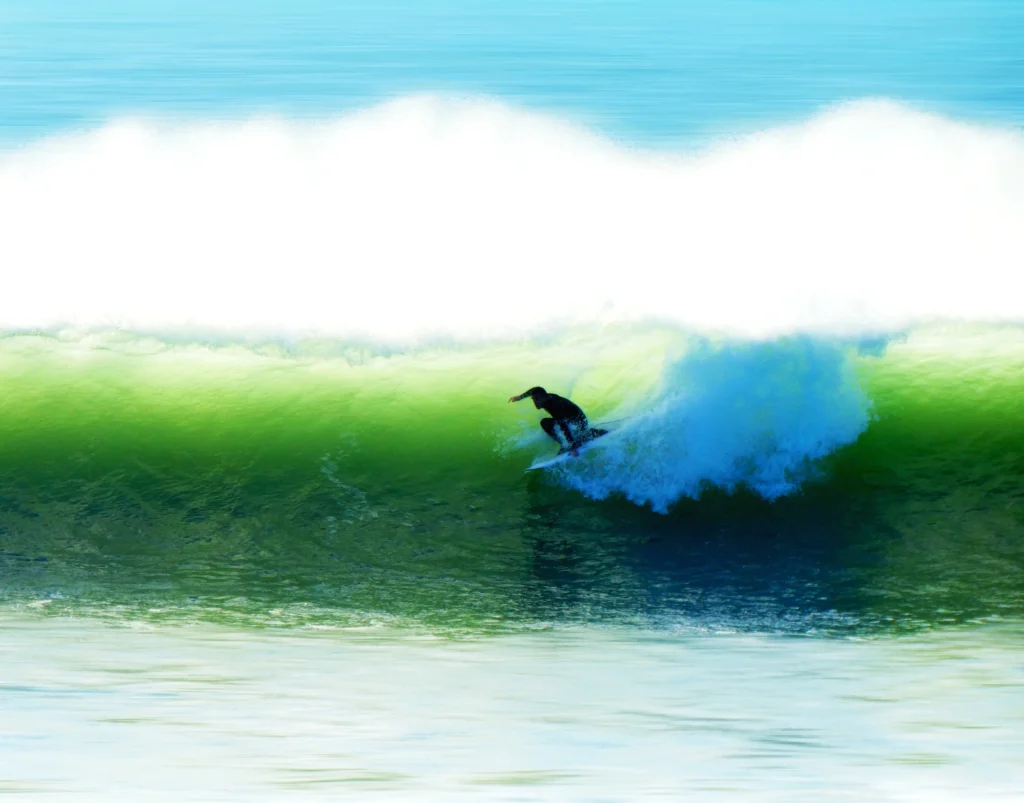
[534,394,601,451]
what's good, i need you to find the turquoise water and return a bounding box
[2,1,1024,798]
[2,0,1023,143]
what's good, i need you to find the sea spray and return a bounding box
[557,336,871,511]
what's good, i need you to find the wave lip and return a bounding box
[1,96,1022,345]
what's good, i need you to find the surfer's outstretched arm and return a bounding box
[508,387,546,404]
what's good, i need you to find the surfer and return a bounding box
[508,387,605,455]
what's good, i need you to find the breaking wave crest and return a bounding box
[1,96,1022,344]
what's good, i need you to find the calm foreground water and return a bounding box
[3,616,1023,801]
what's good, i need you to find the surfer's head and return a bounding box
[508,386,550,407]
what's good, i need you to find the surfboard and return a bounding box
[525,428,611,472]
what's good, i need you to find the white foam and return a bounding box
[559,337,870,510]
[1,96,1022,343]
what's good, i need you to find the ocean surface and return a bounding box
[2,1,1024,799]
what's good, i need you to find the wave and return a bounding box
[1,96,1022,344]
[2,325,1024,631]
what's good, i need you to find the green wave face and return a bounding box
[1,327,1023,634]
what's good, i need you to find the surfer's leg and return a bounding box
[557,419,585,454]
[540,417,567,448]
[560,414,591,448]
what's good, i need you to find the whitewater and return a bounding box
[2,96,1022,343]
